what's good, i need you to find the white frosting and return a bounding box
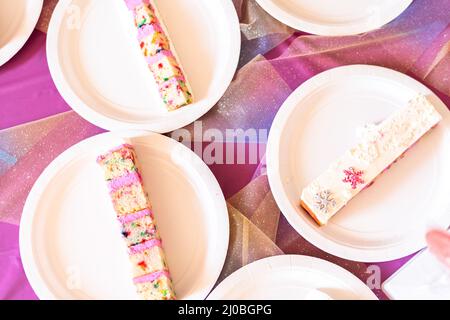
[301,95,442,225]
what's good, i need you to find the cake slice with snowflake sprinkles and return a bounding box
[124,0,193,111]
[97,144,176,300]
[300,95,442,226]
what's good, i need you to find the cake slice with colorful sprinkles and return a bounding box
[124,0,193,111]
[97,144,176,300]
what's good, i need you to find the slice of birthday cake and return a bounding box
[98,144,176,300]
[124,0,193,111]
[300,95,442,226]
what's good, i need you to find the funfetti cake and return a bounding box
[97,144,176,300]
[124,0,193,111]
[300,95,442,226]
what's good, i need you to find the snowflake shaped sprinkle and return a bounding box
[343,167,365,189]
[314,190,337,213]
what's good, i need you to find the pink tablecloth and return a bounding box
[1,0,450,300]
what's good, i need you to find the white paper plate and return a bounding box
[267,65,450,262]
[47,0,240,133]
[0,0,43,67]
[20,131,229,300]
[208,255,377,300]
[255,0,412,36]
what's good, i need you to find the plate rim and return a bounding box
[46,0,241,133]
[0,0,43,67]
[255,0,413,36]
[207,254,378,300]
[266,64,450,262]
[19,130,230,300]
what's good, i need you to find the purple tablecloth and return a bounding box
[1,0,450,300]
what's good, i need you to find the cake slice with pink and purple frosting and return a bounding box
[98,144,176,300]
[124,0,193,111]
